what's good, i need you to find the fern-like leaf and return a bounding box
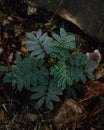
[24,29,52,59]
[0,27,96,111]
[66,84,85,100]
[2,52,49,91]
[50,52,96,89]
[50,61,73,90]
[67,52,95,83]
[31,79,62,110]
[50,28,76,59]
[0,66,10,72]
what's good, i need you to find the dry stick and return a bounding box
[87,85,104,100]
[92,105,104,116]
[49,0,64,23]
[79,82,104,103]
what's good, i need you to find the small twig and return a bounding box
[79,82,104,104]
[87,85,104,100]
[49,0,63,23]
[98,23,104,35]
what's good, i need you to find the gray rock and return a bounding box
[25,0,104,42]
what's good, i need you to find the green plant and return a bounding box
[25,29,52,58]
[0,28,96,110]
[0,53,49,91]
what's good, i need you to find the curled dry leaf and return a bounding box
[53,98,86,129]
[95,64,104,80]
[85,81,104,98]
[86,49,102,72]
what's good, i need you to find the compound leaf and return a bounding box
[60,27,66,40]
[35,96,45,109]
[24,29,52,58]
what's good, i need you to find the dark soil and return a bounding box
[0,1,104,130]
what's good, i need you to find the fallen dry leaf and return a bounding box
[85,81,104,98]
[95,64,104,80]
[86,49,102,72]
[53,98,86,129]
